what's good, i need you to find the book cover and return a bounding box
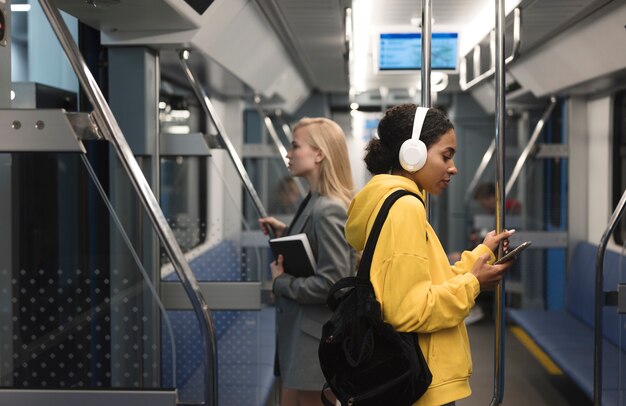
[269,233,317,278]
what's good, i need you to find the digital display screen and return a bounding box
[379,33,458,71]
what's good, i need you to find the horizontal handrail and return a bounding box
[459,8,520,91]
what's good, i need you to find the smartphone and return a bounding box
[494,241,532,265]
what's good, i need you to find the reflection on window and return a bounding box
[269,176,301,215]
[160,156,207,252]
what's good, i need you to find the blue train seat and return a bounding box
[508,241,626,405]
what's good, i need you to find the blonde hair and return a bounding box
[292,117,354,208]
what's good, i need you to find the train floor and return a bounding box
[460,315,592,406]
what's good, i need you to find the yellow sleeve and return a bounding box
[369,198,482,333]
[450,244,496,275]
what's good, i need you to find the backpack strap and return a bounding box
[326,276,375,310]
[356,189,423,280]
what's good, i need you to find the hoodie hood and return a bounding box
[346,174,425,251]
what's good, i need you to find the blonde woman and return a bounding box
[259,117,355,406]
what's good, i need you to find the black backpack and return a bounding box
[319,189,432,406]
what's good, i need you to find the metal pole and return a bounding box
[490,0,506,405]
[37,1,218,405]
[154,52,161,204]
[421,0,432,218]
[594,189,626,405]
[0,0,10,109]
[380,86,389,112]
[178,50,271,226]
[421,0,431,107]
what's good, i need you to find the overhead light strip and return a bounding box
[11,4,32,12]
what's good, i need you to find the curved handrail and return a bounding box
[178,50,271,228]
[593,188,626,406]
[505,96,557,195]
[38,1,218,405]
[460,8,520,92]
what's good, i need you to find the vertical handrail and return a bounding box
[380,86,389,113]
[490,0,506,405]
[178,50,271,230]
[505,97,557,196]
[38,1,217,405]
[594,189,626,406]
[464,139,496,205]
[421,0,432,218]
[421,0,431,108]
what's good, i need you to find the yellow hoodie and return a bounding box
[345,174,495,406]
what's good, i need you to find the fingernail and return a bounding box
[509,229,516,233]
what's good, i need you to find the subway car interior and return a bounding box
[0,0,625,405]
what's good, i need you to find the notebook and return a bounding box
[269,233,317,277]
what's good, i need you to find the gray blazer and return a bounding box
[273,192,355,390]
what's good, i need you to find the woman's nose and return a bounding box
[449,161,458,174]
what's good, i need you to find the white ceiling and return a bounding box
[262,0,615,101]
[261,0,500,95]
[52,0,617,109]
[370,0,486,27]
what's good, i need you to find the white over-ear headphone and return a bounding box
[399,106,430,172]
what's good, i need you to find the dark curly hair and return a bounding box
[364,104,454,174]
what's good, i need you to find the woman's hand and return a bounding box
[482,229,515,254]
[271,254,285,281]
[471,254,514,291]
[258,217,287,238]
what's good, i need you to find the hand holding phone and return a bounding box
[494,241,532,265]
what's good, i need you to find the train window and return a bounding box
[158,96,209,253]
[244,109,263,144]
[612,90,626,244]
[545,101,565,230]
[243,108,298,215]
[160,156,208,252]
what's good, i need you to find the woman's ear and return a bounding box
[315,149,325,164]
